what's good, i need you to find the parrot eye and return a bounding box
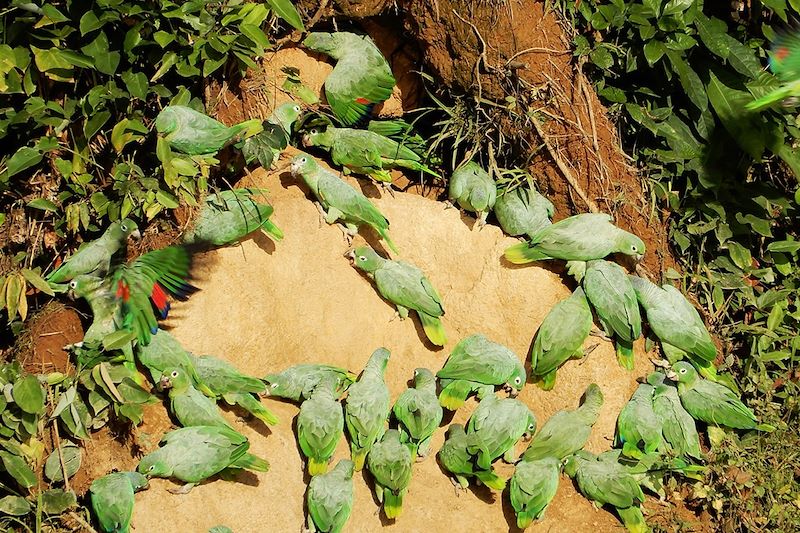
[294,105,300,112]
[171,371,178,378]
[121,223,128,231]
[69,280,78,289]
[528,423,535,431]
[679,368,687,374]
[310,128,317,134]
[514,377,522,385]
[147,465,154,471]
[271,383,279,388]
[358,255,367,262]
[631,245,638,252]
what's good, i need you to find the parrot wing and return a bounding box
[375,261,444,318]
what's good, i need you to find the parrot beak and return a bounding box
[301,134,312,147]
[158,376,172,391]
[346,250,356,262]
[666,370,678,381]
[130,229,142,240]
[634,253,644,262]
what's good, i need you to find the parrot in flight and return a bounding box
[530,287,593,390]
[47,218,139,284]
[629,275,716,375]
[367,429,414,520]
[89,471,149,533]
[297,378,345,475]
[647,372,702,460]
[494,186,554,238]
[392,368,443,457]
[192,354,278,426]
[436,333,526,410]
[303,32,396,125]
[306,459,355,533]
[264,363,356,402]
[563,450,649,533]
[447,161,497,228]
[155,105,262,155]
[137,425,269,493]
[615,382,662,458]
[183,188,283,247]
[290,153,398,253]
[746,30,800,111]
[576,260,641,369]
[466,394,537,469]
[302,125,440,190]
[344,348,391,470]
[504,213,645,264]
[158,366,233,429]
[437,423,506,491]
[668,362,762,430]
[521,382,604,461]
[350,245,446,346]
[509,456,560,528]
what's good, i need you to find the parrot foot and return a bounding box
[336,224,354,246]
[443,200,455,210]
[577,344,600,364]
[63,341,83,351]
[168,483,196,495]
[381,182,396,198]
[449,477,467,496]
[589,328,612,341]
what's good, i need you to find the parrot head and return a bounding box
[271,102,302,134]
[137,453,172,478]
[523,413,537,438]
[263,372,293,397]
[158,367,189,392]
[667,361,698,385]
[302,32,341,57]
[108,218,141,241]
[68,275,106,301]
[301,126,333,149]
[124,471,150,491]
[618,232,646,262]
[506,362,527,395]
[289,152,317,177]
[412,368,435,388]
[154,106,180,135]
[562,454,580,477]
[349,246,383,273]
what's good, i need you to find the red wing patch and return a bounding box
[355,97,372,105]
[150,283,169,314]
[116,280,130,302]
[775,46,790,62]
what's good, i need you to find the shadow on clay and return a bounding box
[247,230,277,255]
[500,485,525,533]
[219,403,274,439]
[359,467,397,527]
[433,452,500,506]
[355,177,383,200]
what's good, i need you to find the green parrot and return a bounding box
[668,362,758,430]
[447,161,497,228]
[647,372,702,460]
[289,153,398,253]
[297,378,344,476]
[530,287,593,390]
[302,125,440,188]
[509,456,560,529]
[615,382,662,458]
[136,329,214,396]
[154,105,262,155]
[89,471,149,533]
[437,423,506,491]
[746,31,800,111]
[436,333,526,410]
[303,32,395,126]
[580,260,642,369]
[350,245,446,346]
[192,354,278,426]
[366,429,414,520]
[47,218,139,284]
[306,459,354,533]
[392,368,443,457]
[629,276,716,370]
[504,213,645,264]
[563,450,649,533]
[158,366,233,429]
[466,394,537,469]
[367,118,430,159]
[137,425,268,493]
[493,186,554,238]
[344,348,391,470]
[241,103,303,169]
[521,382,604,461]
[268,102,302,137]
[183,188,283,246]
[264,364,356,402]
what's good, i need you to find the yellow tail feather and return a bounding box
[308,457,329,476]
[418,313,446,346]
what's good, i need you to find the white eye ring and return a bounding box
[121,224,128,231]
[69,280,77,289]
[171,371,178,378]
[148,465,154,471]
[359,256,367,261]
[294,105,300,112]
[528,424,535,431]
[680,368,687,374]
[271,383,279,388]
[514,377,522,385]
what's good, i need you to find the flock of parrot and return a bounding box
[38,28,776,533]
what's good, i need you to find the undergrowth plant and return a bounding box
[553,0,800,527]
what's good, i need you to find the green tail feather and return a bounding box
[377,227,399,254]
[535,371,557,391]
[745,85,793,112]
[351,447,367,471]
[233,452,270,472]
[516,511,534,530]
[504,242,549,264]
[439,380,471,410]
[616,505,649,533]
[237,119,264,138]
[261,220,283,241]
[418,312,446,346]
[475,470,506,491]
[616,340,635,370]
[308,457,329,476]
[234,393,279,425]
[383,490,404,519]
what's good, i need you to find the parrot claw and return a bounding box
[381,182,396,198]
[168,483,196,495]
[589,328,612,341]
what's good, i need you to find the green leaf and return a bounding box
[41,489,77,515]
[0,495,31,516]
[44,444,81,482]
[695,13,730,60]
[2,147,42,181]
[156,190,179,209]
[240,24,272,49]
[27,198,58,212]
[0,451,36,488]
[643,40,665,66]
[727,242,752,270]
[84,110,111,140]
[706,70,768,159]
[767,240,800,253]
[81,32,120,75]
[766,304,785,331]
[21,268,55,296]
[121,71,148,100]
[12,375,45,414]
[79,11,103,35]
[666,51,707,110]
[102,330,136,351]
[151,52,178,82]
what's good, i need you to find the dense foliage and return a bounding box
[557,0,799,527]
